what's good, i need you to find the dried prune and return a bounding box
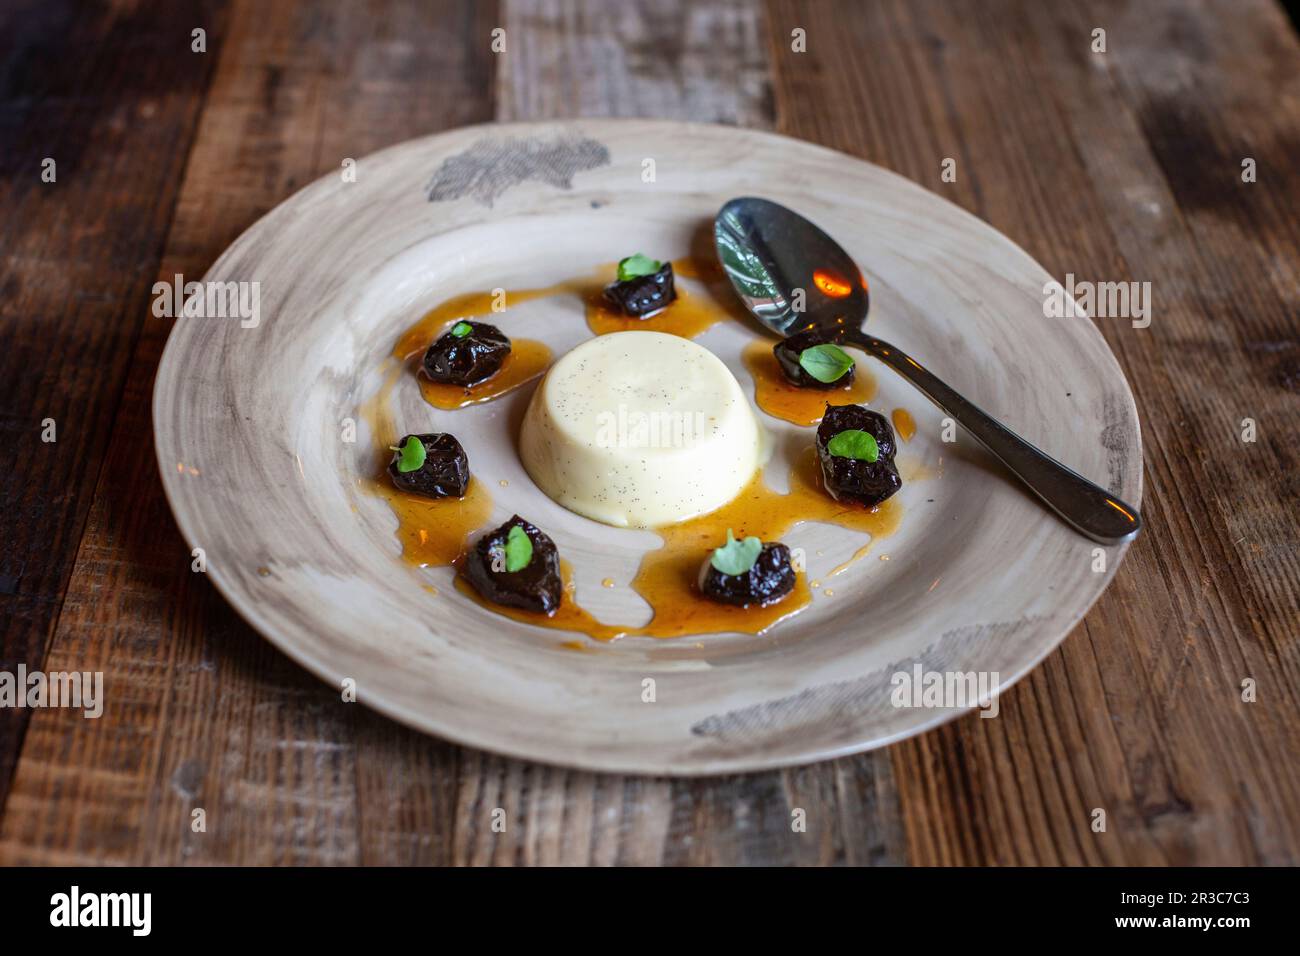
[462,515,563,615]
[422,321,511,386]
[774,330,856,389]
[815,404,902,507]
[387,433,469,499]
[698,538,796,609]
[602,262,676,317]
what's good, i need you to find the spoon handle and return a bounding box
[843,331,1141,545]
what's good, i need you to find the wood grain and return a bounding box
[765,0,1300,864]
[496,0,772,124]
[0,0,228,809]
[0,0,501,866]
[2,0,1297,865]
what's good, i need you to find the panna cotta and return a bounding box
[520,331,765,528]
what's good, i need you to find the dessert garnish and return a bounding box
[501,524,532,571]
[390,435,426,472]
[618,254,660,280]
[816,404,902,507]
[698,528,796,608]
[422,320,511,386]
[463,515,563,615]
[387,433,470,499]
[826,428,878,462]
[774,330,855,388]
[603,253,677,317]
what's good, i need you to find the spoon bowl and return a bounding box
[716,196,870,336]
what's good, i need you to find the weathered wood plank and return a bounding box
[0,0,228,811]
[766,0,1300,864]
[0,0,500,866]
[496,0,773,123]
[3,0,1296,867]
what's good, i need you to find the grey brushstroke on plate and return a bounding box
[425,132,611,206]
[690,617,1050,742]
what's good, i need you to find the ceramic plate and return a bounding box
[153,120,1142,775]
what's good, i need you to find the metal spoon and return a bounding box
[714,196,1141,545]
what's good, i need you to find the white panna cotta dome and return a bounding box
[520,331,765,528]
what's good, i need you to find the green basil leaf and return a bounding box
[390,435,427,473]
[617,253,662,282]
[709,528,762,576]
[451,321,473,338]
[798,343,854,383]
[504,524,533,572]
[826,429,879,463]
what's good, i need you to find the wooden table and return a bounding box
[2,0,1297,866]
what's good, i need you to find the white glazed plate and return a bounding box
[153,120,1142,775]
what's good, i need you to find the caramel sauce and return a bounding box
[627,449,900,639]
[393,288,564,360]
[366,475,494,567]
[360,260,907,643]
[393,256,727,412]
[444,527,806,641]
[741,340,878,426]
[892,407,917,442]
[358,362,403,447]
[359,363,494,569]
[584,259,730,339]
[826,541,876,580]
[380,450,900,643]
[629,542,812,639]
[453,560,626,642]
[392,291,557,409]
[416,339,552,410]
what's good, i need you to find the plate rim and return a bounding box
[152,118,1143,775]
